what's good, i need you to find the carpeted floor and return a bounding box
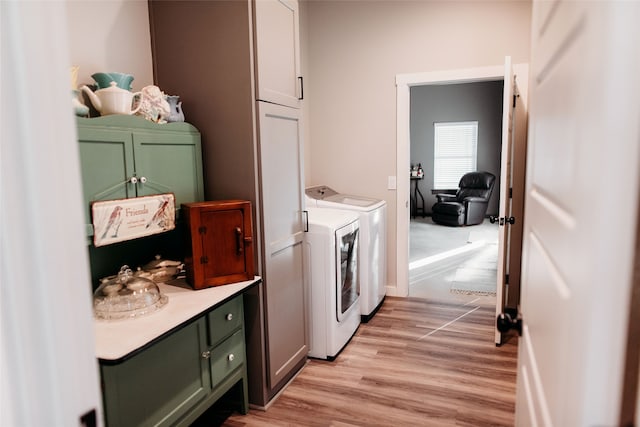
[409,216,498,302]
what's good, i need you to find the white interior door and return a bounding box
[1,2,102,425]
[495,56,515,345]
[516,1,640,425]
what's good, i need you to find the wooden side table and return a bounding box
[410,176,425,218]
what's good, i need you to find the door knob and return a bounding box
[496,312,522,336]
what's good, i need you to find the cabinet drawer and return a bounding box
[210,329,245,387]
[208,296,243,346]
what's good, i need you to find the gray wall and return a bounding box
[410,80,503,216]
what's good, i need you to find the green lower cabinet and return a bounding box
[101,318,210,427]
[100,295,248,427]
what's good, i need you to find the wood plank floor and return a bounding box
[199,296,518,426]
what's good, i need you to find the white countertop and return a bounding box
[94,277,260,362]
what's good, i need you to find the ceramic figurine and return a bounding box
[135,85,170,123]
[72,90,89,117]
[165,95,185,122]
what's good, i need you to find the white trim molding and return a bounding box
[394,63,518,298]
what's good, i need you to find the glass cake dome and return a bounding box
[93,265,168,320]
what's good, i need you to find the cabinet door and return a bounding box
[198,206,253,287]
[132,130,204,214]
[182,201,255,289]
[101,318,210,427]
[77,128,135,236]
[254,0,302,108]
[257,102,307,388]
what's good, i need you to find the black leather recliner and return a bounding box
[431,171,496,226]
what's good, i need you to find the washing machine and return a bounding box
[305,207,361,360]
[306,186,387,322]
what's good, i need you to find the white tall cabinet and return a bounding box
[149,0,306,407]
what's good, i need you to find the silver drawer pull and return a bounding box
[201,350,211,359]
[228,354,235,362]
[225,313,233,321]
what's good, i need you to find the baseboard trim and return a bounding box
[248,359,309,412]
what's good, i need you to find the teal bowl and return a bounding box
[92,72,134,91]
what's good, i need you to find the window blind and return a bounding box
[433,121,478,189]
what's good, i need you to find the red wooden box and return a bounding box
[181,200,255,289]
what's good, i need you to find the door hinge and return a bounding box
[200,256,209,264]
[509,187,513,198]
[505,274,509,284]
[198,226,207,234]
[490,216,515,226]
[80,409,97,427]
[513,94,517,108]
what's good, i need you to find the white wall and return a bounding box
[65,0,153,91]
[410,81,504,215]
[306,0,532,291]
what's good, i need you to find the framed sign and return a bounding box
[92,193,176,247]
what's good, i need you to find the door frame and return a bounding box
[394,63,529,298]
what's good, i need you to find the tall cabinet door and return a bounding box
[254,0,302,108]
[257,101,307,388]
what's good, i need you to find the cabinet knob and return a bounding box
[225,313,233,321]
[129,176,138,184]
[139,176,147,184]
[201,350,211,359]
[228,354,235,362]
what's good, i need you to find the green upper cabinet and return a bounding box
[78,129,135,236]
[132,131,203,205]
[77,116,204,237]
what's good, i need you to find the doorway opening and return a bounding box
[407,79,503,303]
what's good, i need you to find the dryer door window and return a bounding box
[336,226,359,322]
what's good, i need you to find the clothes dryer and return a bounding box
[305,208,360,360]
[306,186,387,322]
